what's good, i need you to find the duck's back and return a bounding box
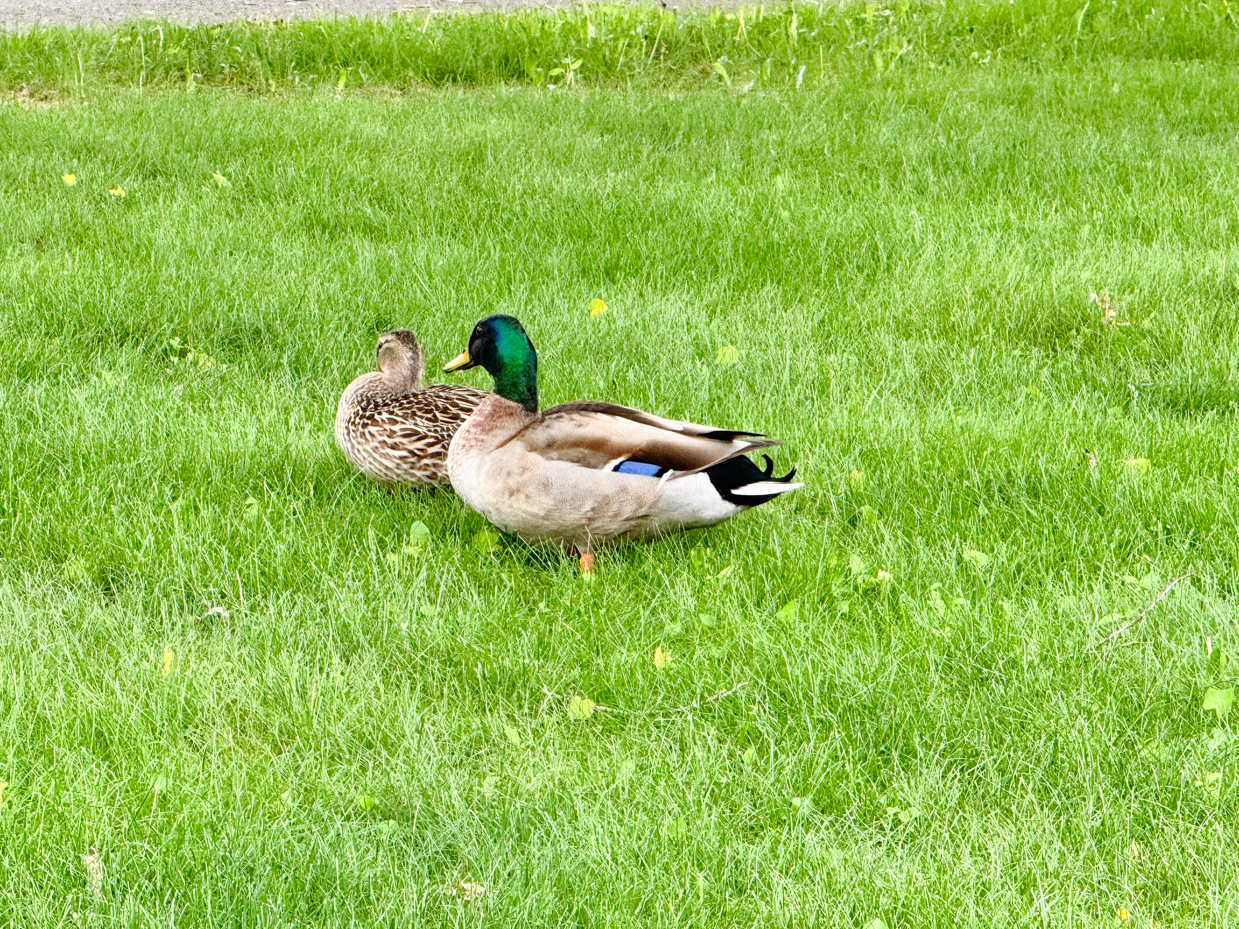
[337,377,486,486]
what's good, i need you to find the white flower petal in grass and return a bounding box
[202,606,231,631]
[441,880,486,906]
[82,847,104,900]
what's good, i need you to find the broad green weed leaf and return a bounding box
[1203,686,1234,720]
[1194,771,1223,794]
[963,548,991,569]
[567,696,595,720]
[404,520,431,553]
[775,600,799,622]
[472,528,499,553]
[503,724,521,745]
[715,344,740,365]
[1208,642,1225,677]
[888,806,920,823]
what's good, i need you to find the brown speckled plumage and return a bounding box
[335,330,486,487]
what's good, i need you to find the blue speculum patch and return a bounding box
[614,460,666,478]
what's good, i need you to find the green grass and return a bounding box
[3,6,1239,927]
[2,0,1239,95]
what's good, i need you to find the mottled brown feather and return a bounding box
[335,331,486,487]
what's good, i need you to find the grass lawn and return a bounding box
[2,4,1239,926]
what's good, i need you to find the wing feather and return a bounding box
[505,402,781,475]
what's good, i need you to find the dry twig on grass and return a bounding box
[1094,573,1191,650]
[675,680,749,713]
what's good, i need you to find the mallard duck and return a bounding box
[443,315,802,569]
[335,330,486,487]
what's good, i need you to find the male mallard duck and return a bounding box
[443,315,802,569]
[336,330,486,487]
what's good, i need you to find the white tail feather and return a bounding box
[729,481,804,497]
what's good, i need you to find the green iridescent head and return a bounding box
[444,315,538,413]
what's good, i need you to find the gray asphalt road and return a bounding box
[1,0,589,31]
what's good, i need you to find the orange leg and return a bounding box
[579,552,596,573]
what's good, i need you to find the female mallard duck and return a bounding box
[336,330,486,487]
[443,315,801,569]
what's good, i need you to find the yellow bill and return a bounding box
[444,350,476,373]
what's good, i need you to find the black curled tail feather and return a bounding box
[757,453,797,482]
[706,453,799,506]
